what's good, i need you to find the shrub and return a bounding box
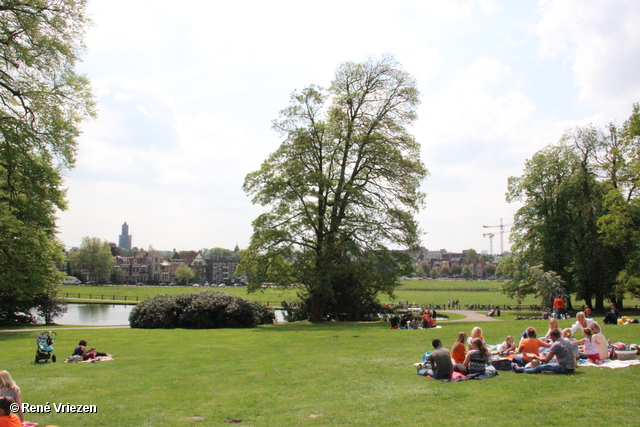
[129,291,275,329]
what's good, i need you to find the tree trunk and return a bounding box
[309,292,325,323]
[594,293,605,312]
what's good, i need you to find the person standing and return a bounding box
[426,339,454,380]
[553,296,565,319]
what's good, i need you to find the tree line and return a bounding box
[500,104,640,311]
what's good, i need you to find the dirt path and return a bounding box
[440,310,501,322]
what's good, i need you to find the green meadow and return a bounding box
[57,280,640,310]
[2,316,640,426]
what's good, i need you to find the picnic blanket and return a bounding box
[578,359,640,369]
[415,361,499,381]
[65,355,115,363]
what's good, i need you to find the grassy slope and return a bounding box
[2,319,639,426]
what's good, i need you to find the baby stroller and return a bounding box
[35,331,57,363]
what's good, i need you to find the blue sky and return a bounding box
[56,0,640,254]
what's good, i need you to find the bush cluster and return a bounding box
[129,291,275,329]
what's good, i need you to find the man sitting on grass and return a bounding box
[513,329,575,374]
[426,339,453,380]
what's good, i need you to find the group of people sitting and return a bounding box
[423,311,610,379]
[390,309,438,329]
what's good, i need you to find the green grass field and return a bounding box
[57,281,640,312]
[2,317,640,426]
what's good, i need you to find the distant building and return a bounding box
[119,221,132,250]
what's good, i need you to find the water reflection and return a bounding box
[53,304,133,326]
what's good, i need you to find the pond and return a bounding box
[43,304,134,326]
[45,304,287,326]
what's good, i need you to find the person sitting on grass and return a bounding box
[603,303,621,325]
[570,311,597,336]
[426,339,454,380]
[496,335,516,354]
[0,396,21,427]
[466,326,485,346]
[571,328,602,364]
[512,327,551,367]
[73,340,110,360]
[545,318,562,340]
[587,323,609,361]
[460,338,490,375]
[451,332,467,371]
[513,329,575,374]
[0,372,22,424]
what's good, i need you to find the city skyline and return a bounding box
[55,1,640,253]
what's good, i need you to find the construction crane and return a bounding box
[483,233,495,256]
[482,218,511,255]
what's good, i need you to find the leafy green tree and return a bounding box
[239,55,428,322]
[506,105,640,310]
[450,264,462,276]
[419,261,431,276]
[461,266,473,279]
[71,237,115,283]
[440,266,451,277]
[34,289,68,325]
[484,264,496,277]
[175,264,195,285]
[465,249,479,260]
[0,0,94,321]
[203,247,236,258]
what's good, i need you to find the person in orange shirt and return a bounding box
[0,396,22,427]
[512,327,551,366]
[451,331,467,370]
[553,296,566,319]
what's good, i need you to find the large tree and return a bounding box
[69,237,115,283]
[505,104,640,311]
[0,1,94,321]
[239,55,428,322]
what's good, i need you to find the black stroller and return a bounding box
[35,331,57,363]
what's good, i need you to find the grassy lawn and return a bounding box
[2,317,640,426]
[58,282,640,311]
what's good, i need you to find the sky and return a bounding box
[56,0,640,254]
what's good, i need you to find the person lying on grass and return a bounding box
[513,329,575,374]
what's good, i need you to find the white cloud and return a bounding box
[56,0,640,254]
[537,0,640,113]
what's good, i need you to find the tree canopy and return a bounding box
[0,0,94,322]
[239,55,428,322]
[69,237,115,283]
[503,104,640,310]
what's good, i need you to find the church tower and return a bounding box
[119,221,132,249]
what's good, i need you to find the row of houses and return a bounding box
[416,249,500,277]
[70,249,243,285]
